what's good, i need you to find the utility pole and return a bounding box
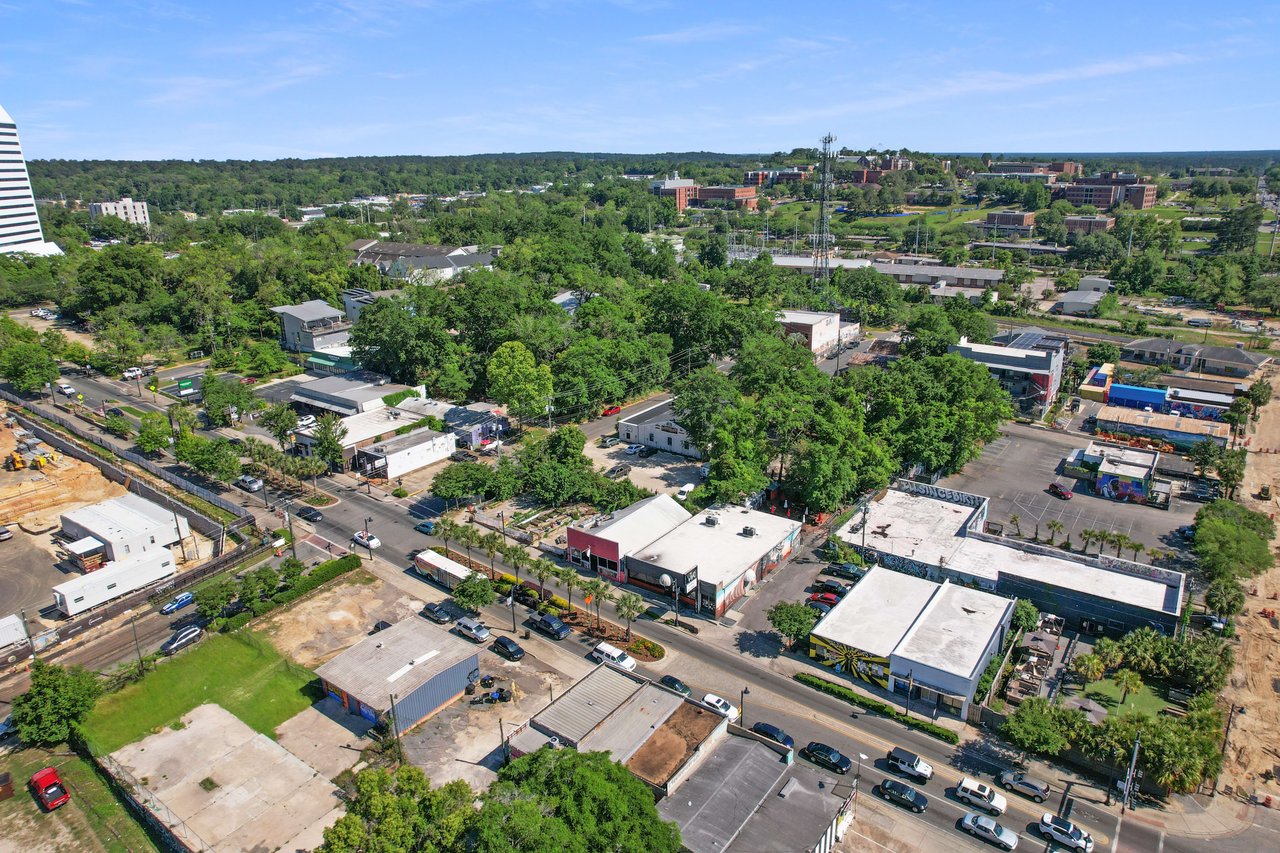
[1122,730,1141,813]
[129,612,145,677]
[283,504,298,561]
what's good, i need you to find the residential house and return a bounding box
[617,401,701,459]
[346,239,494,283]
[1122,338,1272,379]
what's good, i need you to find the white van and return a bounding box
[590,641,637,671]
[676,482,697,501]
[1187,318,1212,328]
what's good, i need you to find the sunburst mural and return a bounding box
[809,635,889,690]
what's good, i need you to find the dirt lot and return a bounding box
[1221,371,1280,801]
[4,309,97,351]
[256,569,427,668]
[626,700,722,786]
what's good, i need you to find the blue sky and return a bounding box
[2,0,1277,160]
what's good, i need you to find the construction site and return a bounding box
[0,405,212,629]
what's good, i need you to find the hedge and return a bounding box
[793,673,960,744]
[269,554,362,608]
[627,637,665,660]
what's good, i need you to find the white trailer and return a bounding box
[412,548,479,591]
[52,550,177,617]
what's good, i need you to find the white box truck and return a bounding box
[412,548,480,591]
[53,550,177,617]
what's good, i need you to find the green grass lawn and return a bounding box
[1077,677,1169,718]
[82,631,320,754]
[0,746,159,852]
[120,405,146,418]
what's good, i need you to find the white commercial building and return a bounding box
[809,567,1013,719]
[0,103,61,256]
[354,427,454,480]
[777,310,841,358]
[625,505,801,617]
[53,549,177,617]
[88,196,151,228]
[60,494,190,567]
[835,481,1185,635]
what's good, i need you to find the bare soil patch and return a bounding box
[626,701,722,786]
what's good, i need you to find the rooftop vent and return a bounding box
[743,526,757,537]
[705,515,719,527]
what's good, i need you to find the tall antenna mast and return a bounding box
[813,132,836,285]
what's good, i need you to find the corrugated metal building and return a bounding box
[315,618,479,730]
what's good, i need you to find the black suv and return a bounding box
[529,612,570,640]
[878,777,928,813]
[823,563,864,582]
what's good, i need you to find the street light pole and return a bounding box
[364,516,374,557]
[740,686,750,725]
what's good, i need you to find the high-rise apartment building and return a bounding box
[89,197,150,228]
[0,103,61,256]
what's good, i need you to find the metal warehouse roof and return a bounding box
[315,618,478,709]
[529,665,644,745]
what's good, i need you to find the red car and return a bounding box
[238,376,257,385]
[30,766,71,811]
[807,592,840,607]
[602,405,622,416]
[1048,482,1072,500]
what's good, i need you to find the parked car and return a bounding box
[960,812,1018,850]
[29,767,71,811]
[887,746,933,782]
[238,376,257,384]
[800,742,852,774]
[750,721,794,749]
[530,612,570,640]
[492,636,526,661]
[605,463,632,480]
[877,777,928,813]
[956,776,1008,816]
[701,693,740,721]
[421,602,454,624]
[807,592,840,607]
[637,446,657,458]
[236,474,264,492]
[105,407,125,417]
[997,770,1050,803]
[296,414,317,428]
[455,617,491,643]
[1037,813,1094,852]
[450,450,477,463]
[161,625,202,655]
[1048,481,1072,500]
[160,592,194,614]
[352,530,382,549]
[601,405,622,416]
[824,563,864,582]
[659,675,691,696]
[624,443,644,455]
[601,436,621,448]
[816,579,850,598]
[295,507,323,522]
[698,462,710,479]
[413,519,437,534]
[591,641,637,671]
[57,383,75,396]
[806,600,833,617]
[0,713,16,740]
[0,524,13,541]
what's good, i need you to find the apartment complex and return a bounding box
[88,196,150,228]
[0,102,61,256]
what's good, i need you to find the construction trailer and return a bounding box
[52,549,176,617]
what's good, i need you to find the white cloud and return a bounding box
[635,22,759,44]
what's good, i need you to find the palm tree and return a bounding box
[1128,538,1144,562]
[457,525,478,566]
[480,531,503,579]
[1009,514,1022,537]
[169,403,198,437]
[1046,519,1064,547]
[582,578,611,634]
[531,559,556,604]
[1093,637,1124,672]
[1112,668,1144,708]
[1080,528,1097,554]
[1108,532,1128,557]
[1144,546,1163,565]
[1205,577,1245,618]
[1072,653,1105,690]
[615,592,645,642]
[503,544,528,592]
[559,567,583,621]
[1119,626,1161,674]
[436,518,459,558]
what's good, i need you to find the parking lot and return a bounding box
[581,439,703,498]
[939,424,1199,555]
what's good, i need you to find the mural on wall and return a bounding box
[1097,472,1149,504]
[809,635,890,689]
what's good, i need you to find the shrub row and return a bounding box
[793,673,960,744]
[627,637,665,660]
[268,554,363,608]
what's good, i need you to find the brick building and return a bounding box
[982,210,1036,236]
[1065,214,1116,235]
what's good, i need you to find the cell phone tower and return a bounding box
[812,132,836,285]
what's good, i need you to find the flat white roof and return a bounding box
[574,494,691,557]
[896,583,1013,680]
[631,506,800,586]
[837,487,1181,615]
[811,567,938,658]
[61,494,180,543]
[778,310,837,325]
[296,406,420,446]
